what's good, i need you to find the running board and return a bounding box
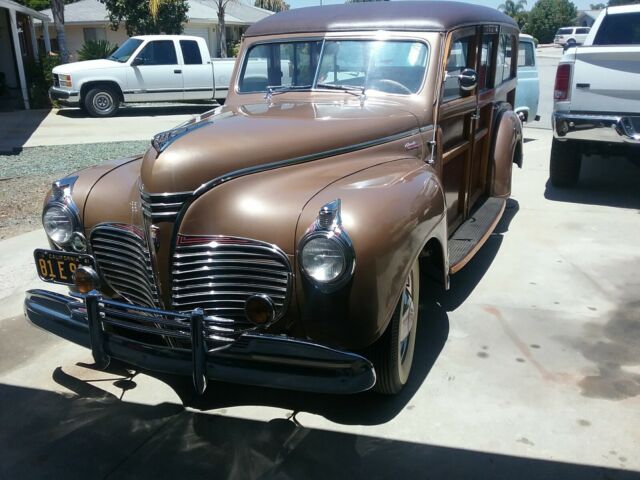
[448,197,506,274]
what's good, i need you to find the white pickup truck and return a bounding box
[49,35,235,117]
[551,5,640,186]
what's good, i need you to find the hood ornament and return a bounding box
[151,119,210,154]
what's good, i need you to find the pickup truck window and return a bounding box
[238,39,428,96]
[180,40,203,65]
[518,41,535,67]
[136,40,178,66]
[593,13,640,45]
[108,38,143,63]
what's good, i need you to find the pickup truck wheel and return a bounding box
[371,257,420,394]
[550,138,581,187]
[84,87,119,117]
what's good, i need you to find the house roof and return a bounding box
[246,1,517,37]
[0,0,51,21]
[37,0,271,26]
[577,9,601,20]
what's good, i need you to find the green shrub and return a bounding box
[228,41,241,58]
[78,40,118,61]
[24,53,62,109]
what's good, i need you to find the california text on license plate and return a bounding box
[34,249,95,286]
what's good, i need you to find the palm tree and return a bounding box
[498,0,527,17]
[254,0,289,12]
[50,0,69,63]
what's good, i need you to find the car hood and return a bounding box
[140,100,420,194]
[53,59,122,74]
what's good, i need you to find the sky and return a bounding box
[286,0,596,14]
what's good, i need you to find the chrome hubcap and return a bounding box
[93,92,113,112]
[398,273,415,362]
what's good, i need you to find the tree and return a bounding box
[346,0,390,2]
[212,0,237,58]
[590,2,606,8]
[526,0,577,43]
[254,0,289,12]
[100,0,189,36]
[50,0,69,63]
[498,0,528,29]
[607,0,640,5]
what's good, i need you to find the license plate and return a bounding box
[34,249,95,286]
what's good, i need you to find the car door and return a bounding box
[127,39,183,102]
[438,27,479,233]
[179,39,215,101]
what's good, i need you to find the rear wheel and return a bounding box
[550,138,581,187]
[84,86,120,117]
[371,257,420,394]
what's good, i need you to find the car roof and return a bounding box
[245,1,518,38]
[131,35,203,41]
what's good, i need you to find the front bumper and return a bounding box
[24,289,376,394]
[553,112,640,144]
[49,87,80,106]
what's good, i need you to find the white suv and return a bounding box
[554,26,590,47]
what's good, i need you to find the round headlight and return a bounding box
[43,204,74,244]
[301,235,347,283]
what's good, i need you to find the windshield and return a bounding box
[109,38,143,62]
[238,39,429,95]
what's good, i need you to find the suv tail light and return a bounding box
[554,64,571,101]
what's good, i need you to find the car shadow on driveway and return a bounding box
[544,155,640,209]
[2,379,637,480]
[55,104,216,119]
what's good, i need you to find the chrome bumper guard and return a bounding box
[49,87,79,105]
[553,112,640,144]
[24,289,375,395]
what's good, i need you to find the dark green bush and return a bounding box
[78,40,119,61]
[25,53,62,109]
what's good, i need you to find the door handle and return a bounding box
[174,69,182,74]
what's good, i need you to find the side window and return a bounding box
[478,32,498,90]
[136,40,178,66]
[180,40,203,65]
[518,41,535,67]
[443,34,475,101]
[576,27,590,35]
[496,34,515,83]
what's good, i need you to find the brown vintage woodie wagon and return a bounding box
[26,2,522,395]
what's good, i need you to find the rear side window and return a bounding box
[136,40,177,65]
[518,41,535,67]
[180,40,203,65]
[576,28,590,35]
[593,13,640,44]
[557,28,573,35]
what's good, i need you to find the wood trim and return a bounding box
[442,140,469,164]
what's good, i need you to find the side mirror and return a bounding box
[458,68,478,92]
[131,57,144,66]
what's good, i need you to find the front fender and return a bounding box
[295,158,446,350]
[490,106,522,198]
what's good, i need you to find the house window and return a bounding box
[83,28,106,43]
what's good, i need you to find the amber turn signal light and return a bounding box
[244,294,275,326]
[73,266,99,294]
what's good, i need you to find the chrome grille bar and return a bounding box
[90,224,160,309]
[172,235,292,322]
[140,190,192,223]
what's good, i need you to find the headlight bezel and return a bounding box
[42,201,76,246]
[298,199,355,293]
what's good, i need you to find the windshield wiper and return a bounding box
[316,83,366,98]
[266,85,313,95]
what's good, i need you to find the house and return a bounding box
[36,0,272,60]
[575,9,601,27]
[0,0,52,110]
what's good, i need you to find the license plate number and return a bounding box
[34,249,95,285]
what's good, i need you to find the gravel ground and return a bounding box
[0,141,148,239]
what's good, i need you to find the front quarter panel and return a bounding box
[295,159,446,350]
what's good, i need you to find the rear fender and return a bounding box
[490,105,522,198]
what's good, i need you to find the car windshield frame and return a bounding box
[108,38,144,63]
[236,37,430,97]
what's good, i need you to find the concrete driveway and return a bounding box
[0,104,214,152]
[1,127,639,479]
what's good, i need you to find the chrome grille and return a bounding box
[141,191,192,222]
[172,236,292,321]
[90,224,159,308]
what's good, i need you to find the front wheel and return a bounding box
[550,138,581,187]
[371,257,420,394]
[84,87,120,117]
